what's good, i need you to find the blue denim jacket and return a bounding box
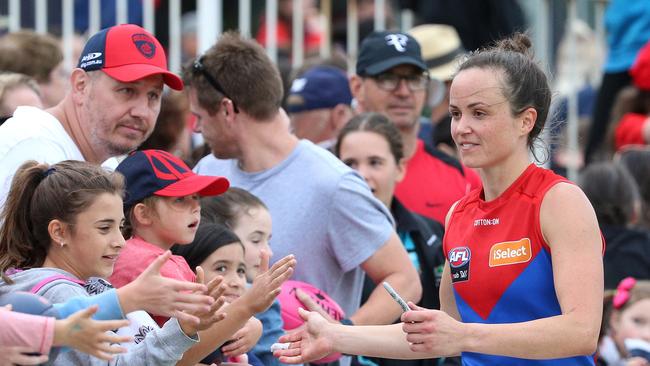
[253,299,293,366]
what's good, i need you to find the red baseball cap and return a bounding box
[77,24,183,90]
[116,149,230,207]
[631,41,650,91]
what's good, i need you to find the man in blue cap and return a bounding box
[286,65,353,150]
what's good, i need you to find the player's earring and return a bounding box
[59,241,66,247]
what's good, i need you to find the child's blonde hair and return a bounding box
[200,187,267,228]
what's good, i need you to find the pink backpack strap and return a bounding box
[30,275,85,294]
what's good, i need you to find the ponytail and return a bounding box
[0,161,50,281]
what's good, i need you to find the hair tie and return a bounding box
[43,167,56,177]
[4,268,22,276]
[613,277,636,309]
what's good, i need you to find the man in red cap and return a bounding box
[0,24,183,210]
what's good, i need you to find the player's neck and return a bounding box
[481,156,531,201]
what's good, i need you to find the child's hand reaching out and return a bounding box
[178,266,227,336]
[221,316,263,358]
[236,250,295,314]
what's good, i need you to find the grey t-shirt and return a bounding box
[195,140,394,316]
[0,267,198,365]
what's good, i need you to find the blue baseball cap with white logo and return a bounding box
[356,31,427,76]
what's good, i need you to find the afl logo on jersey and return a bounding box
[449,247,471,268]
[448,247,471,283]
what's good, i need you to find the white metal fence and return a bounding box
[4,0,608,73]
[0,0,611,179]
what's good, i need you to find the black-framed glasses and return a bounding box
[193,56,239,113]
[369,71,430,92]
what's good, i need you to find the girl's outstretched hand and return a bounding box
[177,266,227,336]
[239,251,295,314]
[0,346,49,366]
[221,316,263,358]
[295,288,341,323]
[53,305,131,361]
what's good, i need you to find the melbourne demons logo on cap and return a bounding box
[142,149,191,182]
[132,33,156,59]
[117,149,229,208]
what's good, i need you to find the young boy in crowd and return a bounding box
[109,149,230,326]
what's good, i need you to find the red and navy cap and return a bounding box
[116,149,229,208]
[77,24,183,90]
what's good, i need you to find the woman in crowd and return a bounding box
[617,147,650,231]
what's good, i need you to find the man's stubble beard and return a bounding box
[89,119,153,160]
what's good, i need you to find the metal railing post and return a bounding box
[292,0,304,68]
[374,0,385,31]
[168,0,182,73]
[347,0,358,74]
[35,0,47,34]
[266,0,278,64]
[197,0,221,54]
[239,0,252,38]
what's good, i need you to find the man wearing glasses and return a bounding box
[350,31,481,224]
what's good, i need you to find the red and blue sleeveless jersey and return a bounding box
[443,164,594,365]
